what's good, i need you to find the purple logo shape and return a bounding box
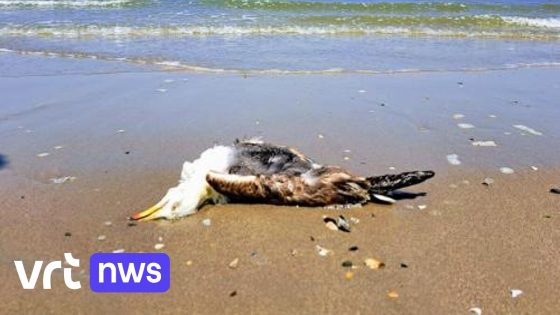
[90,253,170,293]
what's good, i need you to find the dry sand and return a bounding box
[1,57,560,314]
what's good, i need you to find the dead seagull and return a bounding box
[130,139,434,221]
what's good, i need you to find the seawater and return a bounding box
[0,0,559,74]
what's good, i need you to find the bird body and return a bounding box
[131,139,434,221]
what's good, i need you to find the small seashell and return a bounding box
[341,260,353,268]
[317,133,324,139]
[202,218,211,226]
[446,154,461,166]
[417,205,427,210]
[50,176,76,184]
[325,221,338,231]
[97,235,106,241]
[531,166,538,171]
[513,124,542,136]
[349,217,360,224]
[482,177,494,186]
[489,114,496,118]
[510,289,523,298]
[113,249,125,253]
[290,249,298,256]
[154,243,165,250]
[357,89,366,93]
[387,290,399,299]
[469,307,482,315]
[345,271,354,280]
[53,145,64,150]
[228,258,239,269]
[452,114,465,120]
[389,166,396,170]
[315,245,332,257]
[116,129,126,133]
[186,260,193,266]
[158,236,163,242]
[500,167,514,174]
[336,215,351,232]
[37,152,50,158]
[364,258,385,270]
[104,221,112,226]
[472,141,497,147]
[343,156,350,161]
[457,123,475,129]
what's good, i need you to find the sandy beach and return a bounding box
[1,52,560,313]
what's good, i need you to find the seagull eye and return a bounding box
[171,202,180,211]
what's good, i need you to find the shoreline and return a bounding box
[1,55,559,314]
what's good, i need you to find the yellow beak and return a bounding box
[130,203,165,221]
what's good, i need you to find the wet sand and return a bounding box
[1,55,560,314]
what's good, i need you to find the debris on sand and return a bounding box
[116,129,126,133]
[113,249,125,253]
[364,258,385,270]
[53,145,64,150]
[457,123,475,129]
[154,243,165,250]
[531,166,538,171]
[482,178,494,186]
[345,271,354,280]
[37,152,50,158]
[341,260,353,268]
[550,188,560,194]
[469,307,482,315]
[336,216,351,232]
[349,246,359,252]
[50,176,76,184]
[104,221,112,226]
[452,113,465,120]
[499,167,515,174]
[510,289,523,298]
[229,291,237,297]
[471,141,497,147]
[315,245,333,257]
[387,290,399,299]
[358,89,366,93]
[317,133,324,139]
[202,218,211,227]
[513,124,542,136]
[64,232,72,237]
[417,205,427,210]
[156,88,167,93]
[323,215,352,232]
[447,154,461,166]
[97,235,106,241]
[228,258,239,269]
[325,221,338,231]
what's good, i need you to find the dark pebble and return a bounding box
[550,188,560,194]
[348,246,359,252]
[125,151,131,155]
[64,232,72,237]
[371,213,376,218]
[544,215,552,219]
[127,222,137,227]
[20,196,25,199]
[400,263,409,268]
[341,260,353,268]
[229,290,237,297]
[310,236,315,242]
[380,103,386,107]
[457,82,464,85]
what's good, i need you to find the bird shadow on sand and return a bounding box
[0,154,8,170]
[389,190,427,200]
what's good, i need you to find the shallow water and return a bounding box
[0,0,559,75]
